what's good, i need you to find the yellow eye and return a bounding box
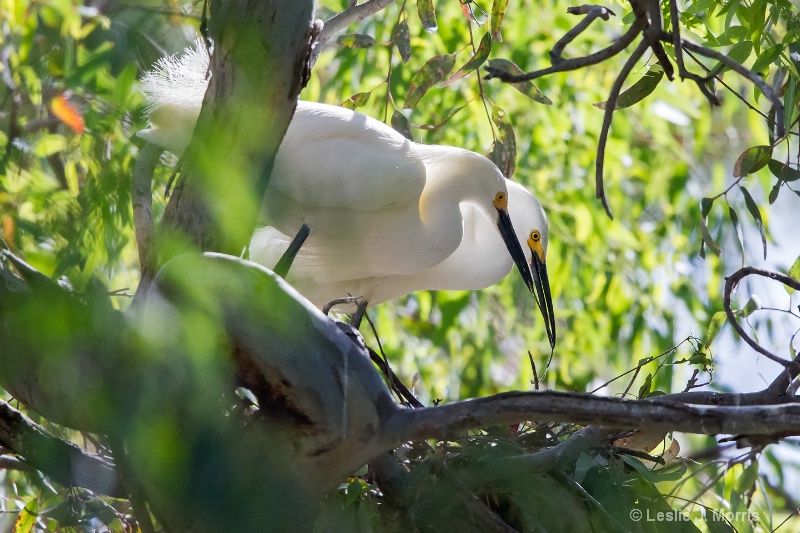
[530,230,541,242]
[495,192,506,202]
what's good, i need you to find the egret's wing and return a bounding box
[269,102,426,212]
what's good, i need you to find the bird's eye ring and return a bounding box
[495,192,506,202]
[530,230,541,242]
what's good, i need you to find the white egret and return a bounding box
[139,42,556,347]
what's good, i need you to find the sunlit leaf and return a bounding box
[341,92,371,110]
[733,145,771,177]
[705,311,727,345]
[441,32,491,87]
[391,110,414,141]
[739,187,766,259]
[50,95,85,133]
[404,54,456,108]
[594,69,664,110]
[417,0,438,33]
[33,134,67,157]
[13,499,38,533]
[337,33,376,48]
[768,159,800,182]
[485,59,552,104]
[788,256,800,294]
[394,19,411,62]
[490,0,509,41]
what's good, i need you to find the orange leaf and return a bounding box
[50,95,85,133]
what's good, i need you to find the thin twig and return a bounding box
[312,0,395,66]
[596,37,650,219]
[551,5,615,64]
[724,267,800,370]
[676,37,786,137]
[485,17,647,82]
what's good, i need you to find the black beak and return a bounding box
[531,252,556,349]
[496,208,535,293]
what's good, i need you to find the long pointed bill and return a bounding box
[531,253,556,349]
[495,208,535,296]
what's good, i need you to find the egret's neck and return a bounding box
[418,146,503,228]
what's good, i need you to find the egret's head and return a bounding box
[508,181,556,349]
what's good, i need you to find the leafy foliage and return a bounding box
[1,0,799,531]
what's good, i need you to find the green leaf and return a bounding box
[768,159,800,182]
[417,0,438,33]
[701,197,714,218]
[751,43,784,73]
[391,110,414,141]
[337,33,376,48]
[735,461,759,493]
[485,59,552,104]
[394,19,411,63]
[728,205,743,256]
[341,91,371,110]
[441,32,492,87]
[33,134,67,157]
[593,68,664,110]
[705,311,727,344]
[742,295,761,317]
[768,179,781,204]
[111,62,138,106]
[700,217,721,257]
[404,54,456,108]
[739,187,766,260]
[784,75,798,131]
[710,40,753,76]
[733,145,772,177]
[490,105,516,178]
[490,0,509,42]
[788,256,800,295]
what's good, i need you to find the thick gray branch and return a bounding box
[384,390,800,444]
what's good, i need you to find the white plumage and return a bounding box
[139,42,555,346]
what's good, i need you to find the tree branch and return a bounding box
[312,0,394,66]
[0,399,123,497]
[724,267,800,370]
[484,17,647,82]
[384,390,800,445]
[551,5,615,65]
[131,143,162,294]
